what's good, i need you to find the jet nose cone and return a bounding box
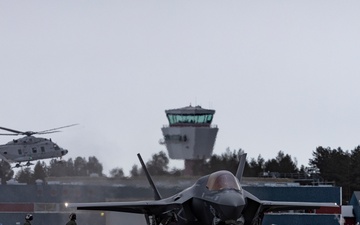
[217,190,245,221]
[218,190,245,207]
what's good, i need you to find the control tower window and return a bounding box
[167,114,213,125]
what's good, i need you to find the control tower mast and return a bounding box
[160,105,218,176]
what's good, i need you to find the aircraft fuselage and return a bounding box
[0,136,68,163]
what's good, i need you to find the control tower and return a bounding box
[160,105,218,175]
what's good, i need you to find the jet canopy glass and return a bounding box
[206,171,241,191]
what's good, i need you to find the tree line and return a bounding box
[0,146,359,202]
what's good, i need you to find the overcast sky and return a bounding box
[1,1,360,176]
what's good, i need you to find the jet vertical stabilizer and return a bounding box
[235,153,247,183]
[137,153,162,200]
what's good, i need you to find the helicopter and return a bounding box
[0,124,78,168]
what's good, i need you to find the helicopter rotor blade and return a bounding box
[37,130,61,135]
[0,124,78,136]
[0,126,24,135]
[37,124,78,134]
[0,133,20,136]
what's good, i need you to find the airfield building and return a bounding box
[160,105,218,175]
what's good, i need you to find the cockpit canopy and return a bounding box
[206,170,241,191]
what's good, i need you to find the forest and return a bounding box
[0,145,359,203]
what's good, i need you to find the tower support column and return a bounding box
[184,159,203,176]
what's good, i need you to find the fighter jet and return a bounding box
[68,153,338,225]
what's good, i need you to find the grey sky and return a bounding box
[1,1,360,175]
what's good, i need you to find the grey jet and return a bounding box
[68,153,338,225]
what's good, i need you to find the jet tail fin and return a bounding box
[235,153,247,183]
[137,153,162,200]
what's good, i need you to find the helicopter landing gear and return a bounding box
[12,161,34,168]
[55,157,65,164]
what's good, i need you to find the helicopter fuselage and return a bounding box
[0,136,68,163]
